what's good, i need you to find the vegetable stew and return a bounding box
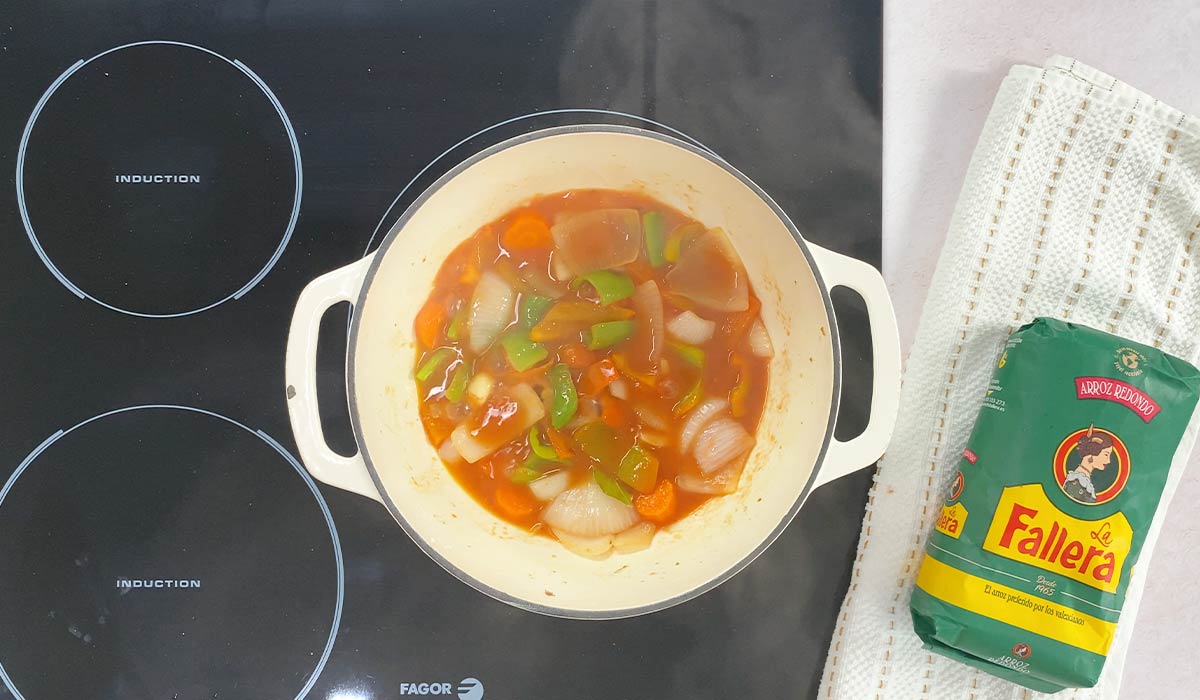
[413,189,773,558]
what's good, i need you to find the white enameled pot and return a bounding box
[285,125,900,618]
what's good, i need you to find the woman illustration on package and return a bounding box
[1064,424,1113,504]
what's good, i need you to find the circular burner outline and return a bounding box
[361,108,720,255]
[15,41,304,319]
[0,405,343,700]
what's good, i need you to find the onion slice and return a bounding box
[528,470,571,501]
[612,522,655,554]
[543,479,638,537]
[748,318,774,358]
[667,310,716,345]
[694,417,755,474]
[552,529,613,558]
[676,466,742,495]
[679,398,728,453]
[550,208,641,275]
[467,271,515,353]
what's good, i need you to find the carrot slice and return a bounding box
[545,424,575,458]
[634,480,677,524]
[559,342,598,369]
[600,394,633,430]
[503,212,553,249]
[495,483,540,519]
[578,358,619,395]
[415,299,446,348]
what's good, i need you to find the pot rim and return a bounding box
[346,123,843,619]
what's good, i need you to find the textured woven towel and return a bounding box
[820,56,1200,700]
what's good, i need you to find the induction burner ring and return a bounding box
[362,108,721,255]
[15,41,303,318]
[0,405,343,700]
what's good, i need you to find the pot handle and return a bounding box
[807,244,901,489]
[284,255,384,503]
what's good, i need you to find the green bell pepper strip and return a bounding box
[593,469,633,505]
[586,320,636,350]
[668,340,706,368]
[416,348,456,382]
[500,330,549,371]
[529,426,567,462]
[643,211,666,267]
[444,364,471,402]
[519,294,555,328]
[618,444,659,494]
[673,376,704,415]
[549,363,578,429]
[569,270,635,305]
[446,308,468,341]
[572,421,632,469]
[509,457,545,485]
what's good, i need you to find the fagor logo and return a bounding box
[399,678,483,700]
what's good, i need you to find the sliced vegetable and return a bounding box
[544,424,574,458]
[549,363,578,429]
[495,483,540,518]
[748,318,774,358]
[530,301,634,342]
[550,252,573,281]
[676,467,741,495]
[694,417,755,474]
[638,429,670,448]
[446,307,468,341]
[664,222,704,263]
[570,270,635,305]
[593,469,633,505]
[608,378,630,400]
[466,372,494,406]
[673,377,704,416]
[449,383,546,463]
[552,529,613,558]
[445,364,471,403]
[503,212,552,249]
[643,211,667,267]
[679,398,728,452]
[500,330,549,371]
[416,348,456,382]
[626,280,665,375]
[668,341,705,368]
[664,228,750,312]
[529,425,566,462]
[437,439,462,464]
[586,320,636,350]
[528,470,570,501]
[509,458,545,484]
[519,294,555,328]
[634,480,677,523]
[667,310,716,345]
[467,271,516,352]
[599,394,633,430]
[633,403,668,430]
[729,354,750,418]
[618,444,660,494]
[543,479,638,536]
[572,420,632,469]
[559,342,598,369]
[578,358,619,395]
[550,208,642,275]
[613,522,655,554]
[415,299,446,348]
[611,352,657,387]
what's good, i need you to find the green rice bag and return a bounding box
[910,318,1200,692]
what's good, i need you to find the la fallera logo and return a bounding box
[1052,424,1130,506]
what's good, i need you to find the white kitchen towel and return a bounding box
[819,56,1200,700]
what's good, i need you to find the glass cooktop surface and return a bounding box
[0,2,880,698]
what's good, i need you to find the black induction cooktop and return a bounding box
[0,2,881,699]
